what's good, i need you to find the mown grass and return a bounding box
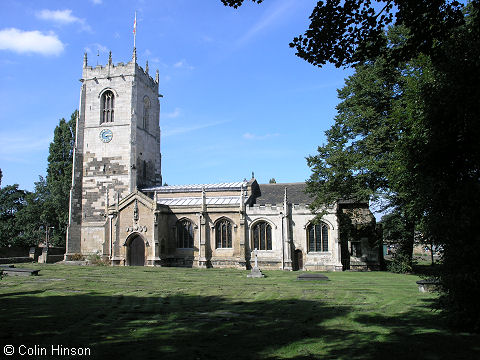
[1,264,479,359]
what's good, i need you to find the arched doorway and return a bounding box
[294,249,303,271]
[128,235,145,266]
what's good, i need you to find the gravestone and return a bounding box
[297,273,329,281]
[0,266,40,276]
[247,249,264,278]
[416,279,439,292]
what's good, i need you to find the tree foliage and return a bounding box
[412,4,480,330]
[44,111,76,245]
[0,111,76,248]
[222,0,480,331]
[305,26,431,265]
[0,185,26,246]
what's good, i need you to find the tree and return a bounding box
[410,4,480,330]
[0,111,76,248]
[15,177,51,246]
[0,184,26,247]
[381,209,416,273]
[44,111,76,246]
[222,0,480,331]
[305,27,432,268]
[268,178,276,184]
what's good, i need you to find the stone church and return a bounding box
[65,48,380,271]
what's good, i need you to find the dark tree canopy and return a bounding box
[221,0,263,9]
[45,111,76,246]
[0,185,26,246]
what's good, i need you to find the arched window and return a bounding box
[101,90,114,123]
[143,96,150,130]
[215,219,232,248]
[177,219,194,249]
[307,223,329,252]
[252,221,272,250]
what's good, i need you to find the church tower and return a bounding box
[65,48,162,258]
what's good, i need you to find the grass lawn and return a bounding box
[1,264,479,359]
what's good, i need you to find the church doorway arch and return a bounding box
[294,249,303,271]
[127,233,145,266]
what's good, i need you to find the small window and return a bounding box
[307,223,329,252]
[142,160,147,183]
[351,241,362,257]
[143,96,150,130]
[101,90,114,123]
[177,219,194,249]
[252,221,272,250]
[215,219,232,248]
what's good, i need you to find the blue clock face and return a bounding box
[100,129,113,143]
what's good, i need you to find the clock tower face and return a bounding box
[100,129,113,143]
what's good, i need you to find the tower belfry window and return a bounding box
[101,90,114,123]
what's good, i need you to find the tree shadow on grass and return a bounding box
[348,298,480,360]
[1,292,479,359]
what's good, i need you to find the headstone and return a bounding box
[416,279,439,292]
[247,248,264,278]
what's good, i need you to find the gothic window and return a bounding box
[252,221,272,250]
[177,219,194,249]
[143,96,150,130]
[101,90,114,123]
[215,219,232,248]
[307,223,329,252]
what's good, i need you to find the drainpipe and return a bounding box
[282,187,288,270]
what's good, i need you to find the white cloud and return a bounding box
[237,0,294,47]
[243,132,280,140]
[36,9,91,32]
[163,120,229,137]
[163,108,181,119]
[91,0,103,4]
[0,28,64,56]
[84,43,108,55]
[0,133,51,157]
[201,35,213,43]
[173,59,194,70]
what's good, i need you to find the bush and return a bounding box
[87,253,110,266]
[70,253,84,261]
[388,253,415,273]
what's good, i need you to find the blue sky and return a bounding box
[0,0,351,191]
